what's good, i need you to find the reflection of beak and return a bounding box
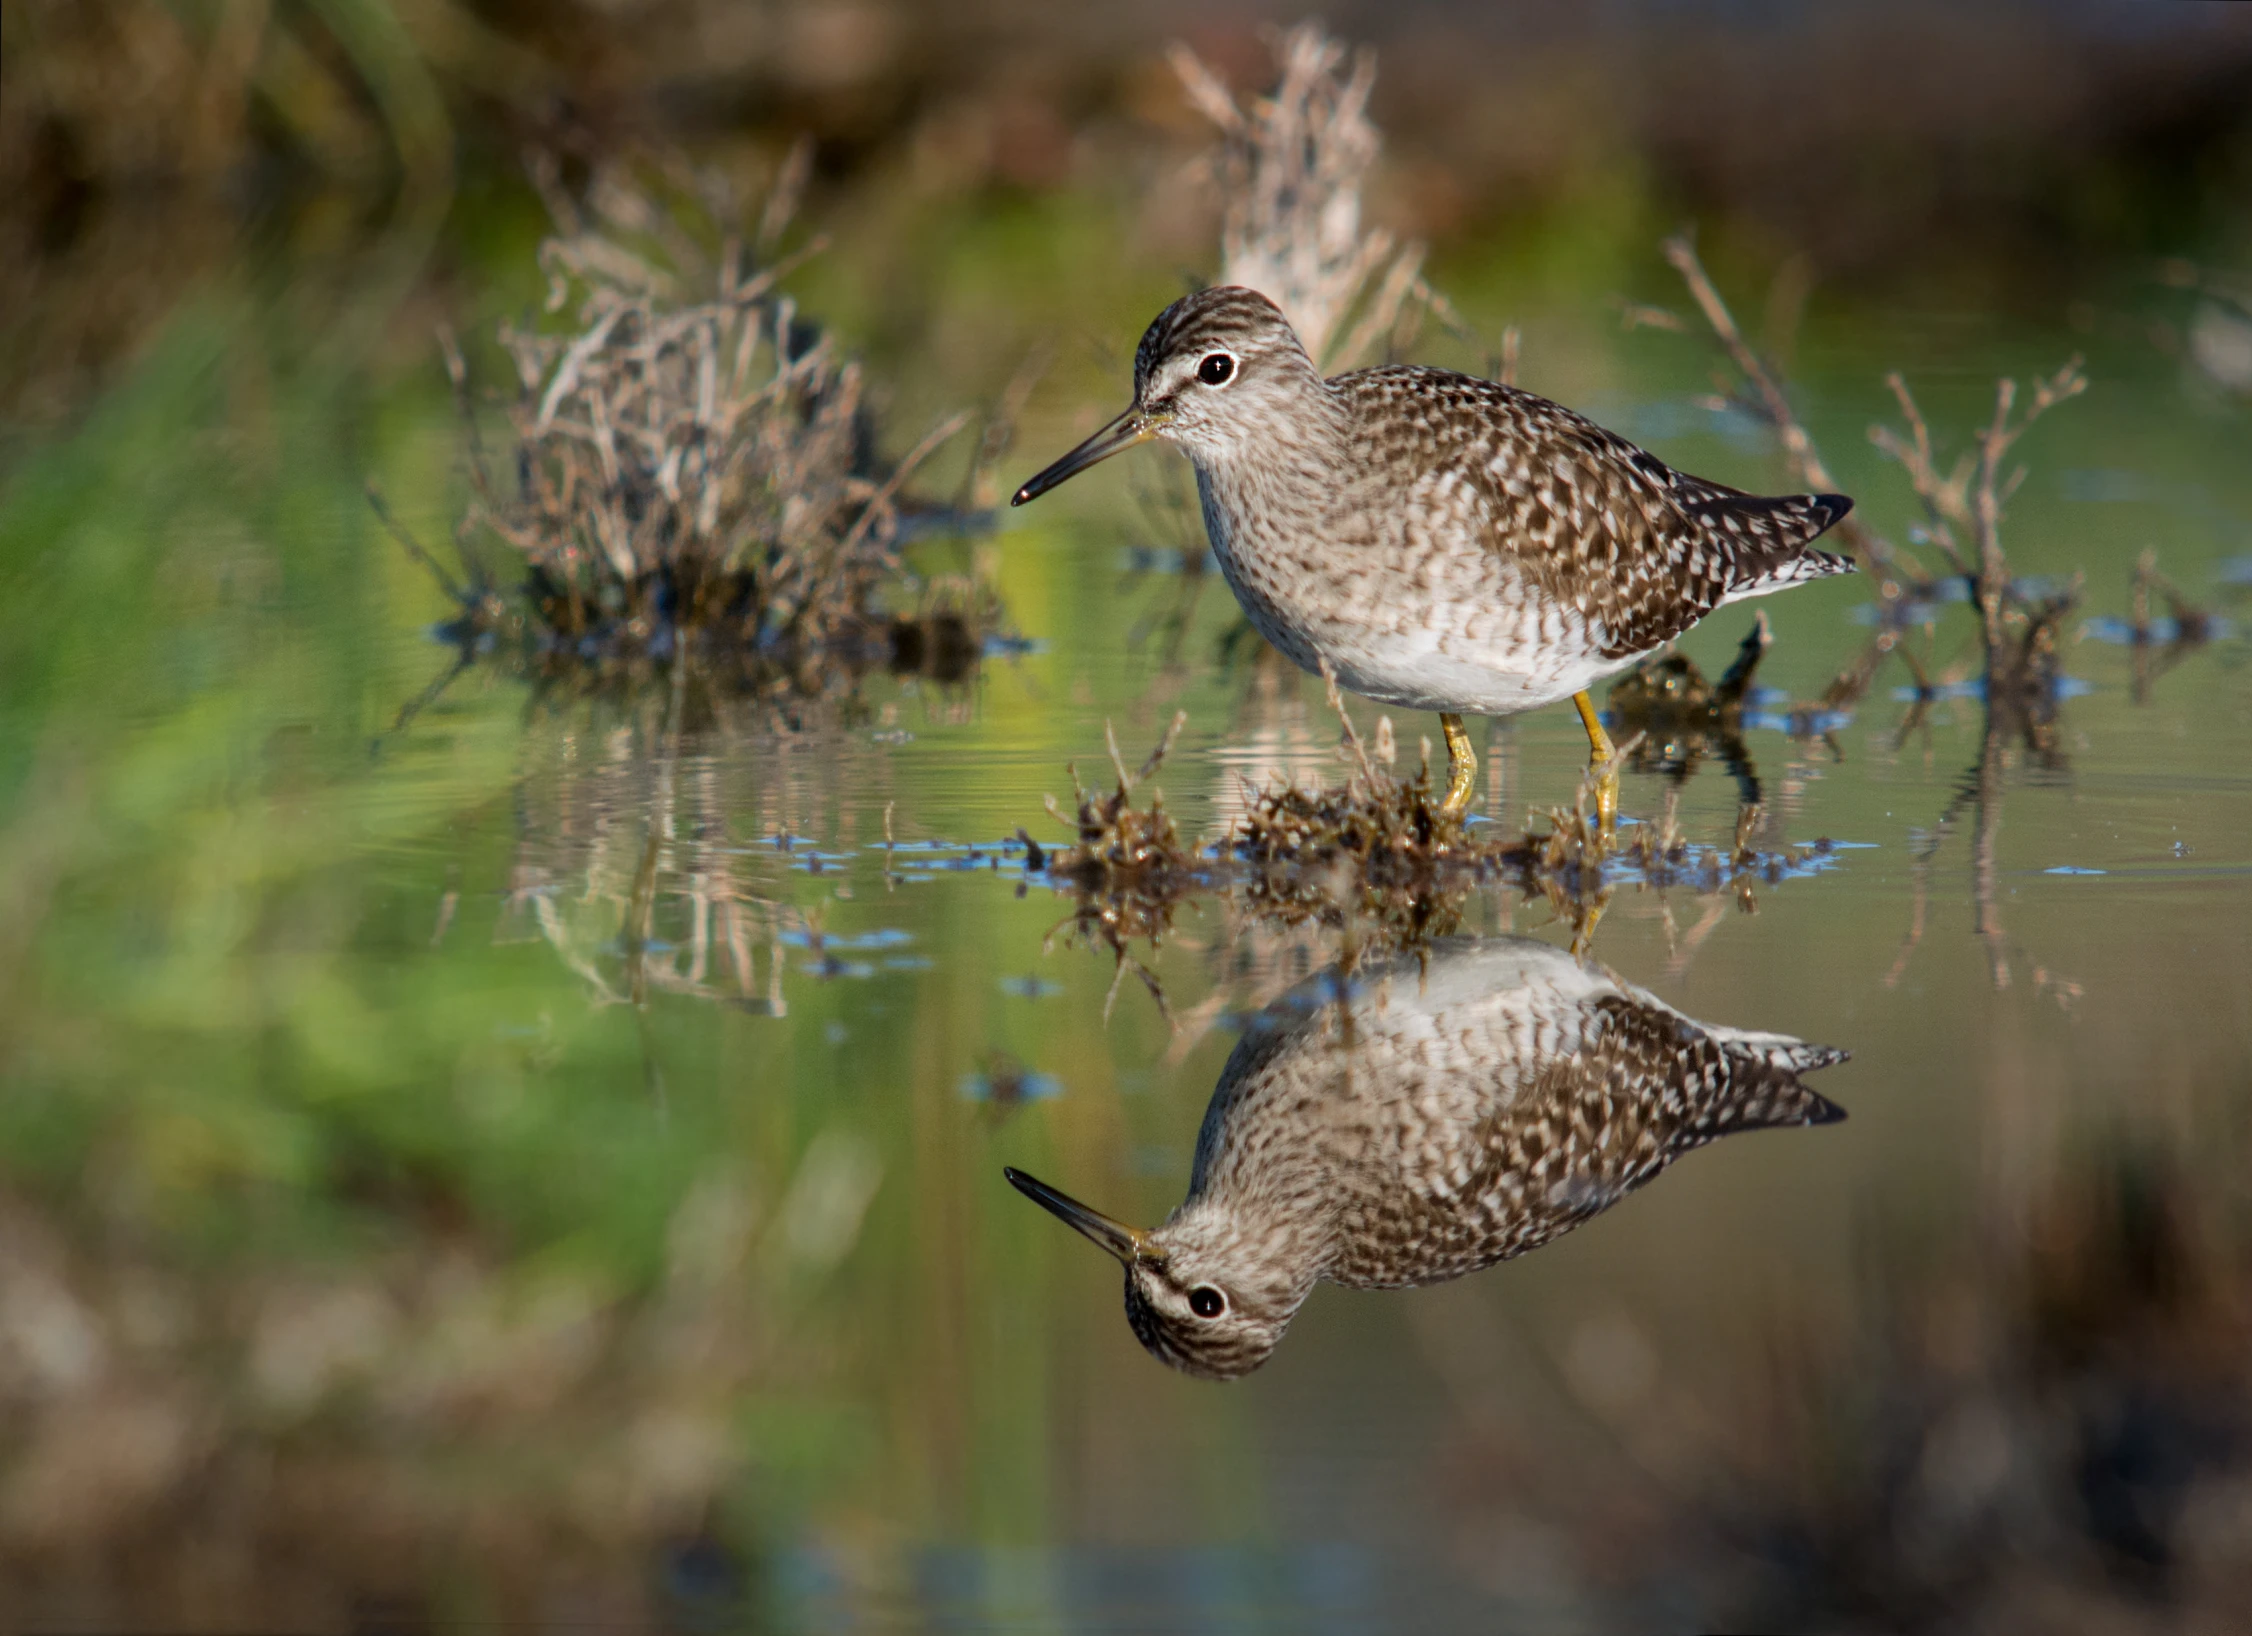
[1004,1166,1162,1266]
[1011,407,1162,506]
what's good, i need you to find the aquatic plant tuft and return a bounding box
[402,152,997,696]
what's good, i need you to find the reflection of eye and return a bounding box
[1197,353,1236,386]
[1189,1286,1226,1319]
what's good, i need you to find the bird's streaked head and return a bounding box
[1005,1165,1298,1381]
[1010,287,1320,506]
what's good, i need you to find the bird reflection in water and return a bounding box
[1007,936,1848,1380]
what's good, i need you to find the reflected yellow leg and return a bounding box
[1573,690,1619,833]
[1569,890,1610,960]
[1438,712,1477,819]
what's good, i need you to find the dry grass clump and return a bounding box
[1234,762,1458,867]
[1040,714,1207,1014]
[1043,712,1197,886]
[1170,22,1449,370]
[421,154,980,691]
[1228,683,1471,942]
[1233,783,1469,948]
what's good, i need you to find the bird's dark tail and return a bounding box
[1682,489,1857,594]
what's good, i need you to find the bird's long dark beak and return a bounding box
[1004,1166,1161,1266]
[1011,407,1159,506]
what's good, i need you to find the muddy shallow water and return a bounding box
[3,256,2250,1632]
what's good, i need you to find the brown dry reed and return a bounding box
[1171,22,1475,376]
[431,153,977,693]
[1042,710,1203,1021]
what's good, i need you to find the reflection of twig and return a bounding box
[502,690,854,1014]
[2117,547,2215,705]
[366,481,466,603]
[429,871,460,950]
[1662,895,1732,985]
[1881,843,1929,990]
[1970,722,2009,991]
[1890,706,2076,1002]
[381,650,474,744]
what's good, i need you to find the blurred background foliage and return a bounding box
[7,0,2252,433]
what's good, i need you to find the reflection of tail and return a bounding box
[1694,1022,1849,1134]
[1594,996,1849,1137]
[1703,1024,1852,1075]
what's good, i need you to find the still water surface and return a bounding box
[3,267,2250,1631]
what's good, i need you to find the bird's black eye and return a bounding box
[1189,1286,1226,1319]
[1197,353,1235,386]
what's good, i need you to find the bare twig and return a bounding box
[1318,659,1377,784]
[1871,358,2085,658]
[1661,234,1912,590]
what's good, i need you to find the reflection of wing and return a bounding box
[1447,991,1845,1260]
[1280,939,1845,1289]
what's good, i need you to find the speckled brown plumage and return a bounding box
[1035,285,1855,719]
[1037,937,1847,1380]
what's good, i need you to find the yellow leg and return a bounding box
[1572,690,1619,834]
[1438,712,1477,819]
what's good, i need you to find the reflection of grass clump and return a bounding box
[406,155,986,694]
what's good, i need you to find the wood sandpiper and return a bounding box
[1014,286,1855,825]
[1006,935,1846,1379]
